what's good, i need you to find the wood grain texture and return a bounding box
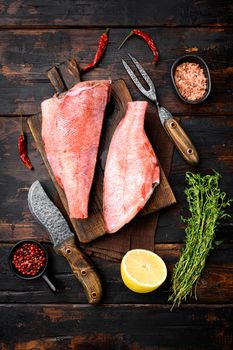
[0,0,232,27]
[0,116,232,244]
[28,62,175,242]
[55,236,102,304]
[0,28,232,115]
[0,304,232,349]
[1,243,233,305]
[0,3,233,347]
[163,117,199,165]
[47,66,66,94]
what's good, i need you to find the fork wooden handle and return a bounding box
[164,117,199,166]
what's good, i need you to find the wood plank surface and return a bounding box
[0,28,232,115]
[0,116,231,244]
[0,304,232,350]
[0,0,232,27]
[28,65,175,242]
[0,243,233,304]
[0,1,233,348]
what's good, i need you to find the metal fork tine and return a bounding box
[121,58,151,99]
[128,53,155,93]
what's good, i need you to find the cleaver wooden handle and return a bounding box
[55,236,102,304]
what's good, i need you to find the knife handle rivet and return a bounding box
[170,121,176,128]
[66,248,71,254]
[81,269,87,276]
[187,148,193,155]
[91,291,97,298]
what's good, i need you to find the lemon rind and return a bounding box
[121,249,167,288]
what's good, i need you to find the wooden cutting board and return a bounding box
[28,58,176,243]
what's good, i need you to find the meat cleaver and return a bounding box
[28,180,102,304]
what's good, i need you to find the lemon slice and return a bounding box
[120,249,167,293]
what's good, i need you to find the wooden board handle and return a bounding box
[55,236,102,304]
[29,74,176,243]
[47,66,66,94]
[163,117,199,166]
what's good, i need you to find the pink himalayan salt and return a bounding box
[175,62,207,101]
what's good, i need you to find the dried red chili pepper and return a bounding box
[119,29,159,63]
[82,28,109,72]
[18,116,33,170]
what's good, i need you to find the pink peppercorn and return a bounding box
[12,242,46,277]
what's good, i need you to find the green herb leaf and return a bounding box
[169,171,232,309]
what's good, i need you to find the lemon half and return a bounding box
[120,249,167,293]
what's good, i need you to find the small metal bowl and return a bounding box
[171,54,211,104]
[9,240,58,293]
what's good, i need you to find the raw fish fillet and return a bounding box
[103,101,160,233]
[41,80,111,219]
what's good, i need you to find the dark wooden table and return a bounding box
[0,1,233,349]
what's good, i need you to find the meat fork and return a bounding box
[122,54,199,166]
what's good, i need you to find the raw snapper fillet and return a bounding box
[41,80,111,219]
[103,101,160,233]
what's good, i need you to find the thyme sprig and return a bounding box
[169,171,232,308]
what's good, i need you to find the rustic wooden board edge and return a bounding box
[99,79,176,216]
[28,60,176,243]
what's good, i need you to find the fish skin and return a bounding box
[41,80,111,219]
[103,101,160,233]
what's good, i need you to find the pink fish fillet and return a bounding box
[103,101,160,233]
[41,80,111,219]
